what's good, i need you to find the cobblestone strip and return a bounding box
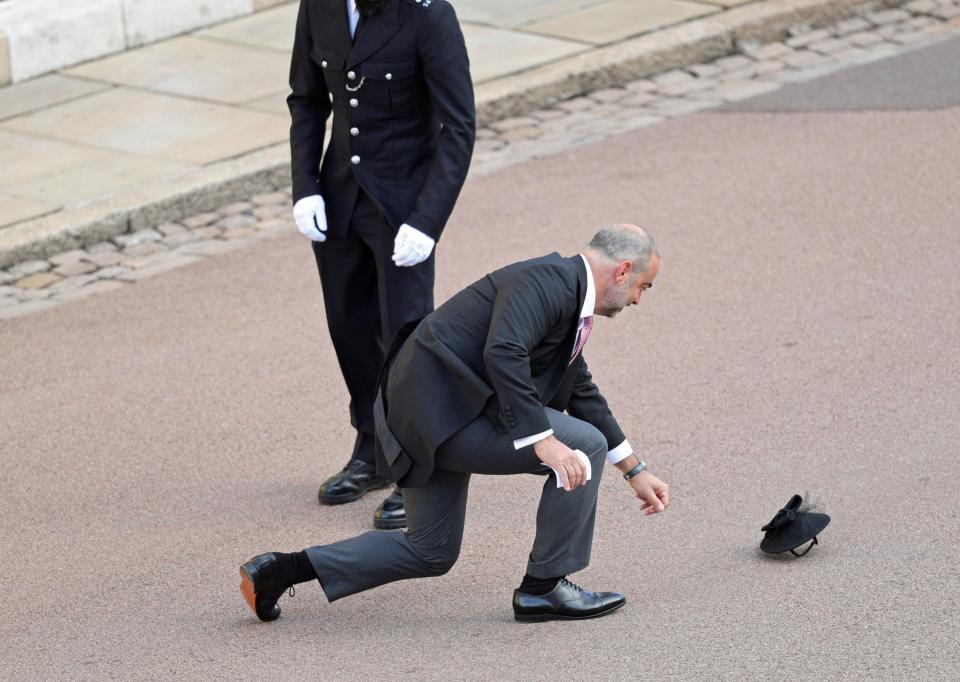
[2,0,960,321]
[0,191,292,319]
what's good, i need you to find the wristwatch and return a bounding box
[623,460,648,481]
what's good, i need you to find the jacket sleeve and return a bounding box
[566,358,627,451]
[287,0,331,204]
[483,267,575,442]
[404,2,476,239]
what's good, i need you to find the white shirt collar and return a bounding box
[578,254,595,320]
[347,0,360,37]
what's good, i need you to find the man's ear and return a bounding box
[615,260,633,284]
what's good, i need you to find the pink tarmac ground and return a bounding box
[2,105,959,679]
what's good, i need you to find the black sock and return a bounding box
[274,551,317,586]
[519,574,562,595]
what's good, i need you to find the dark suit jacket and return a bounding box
[288,0,475,239]
[375,253,626,485]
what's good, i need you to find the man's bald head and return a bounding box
[586,224,659,273]
[584,224,660,317]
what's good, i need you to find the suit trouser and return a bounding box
[313,191,435,467]
[305,408,609,601]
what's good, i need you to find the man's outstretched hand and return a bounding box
[629,470,670,516]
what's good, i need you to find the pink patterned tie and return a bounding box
[570,315,593,364]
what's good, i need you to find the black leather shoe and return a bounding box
[512,578,626,622]
[239,553,289,622]
[318,459,390,505]
[373,488,406,529]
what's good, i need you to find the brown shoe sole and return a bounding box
[239,565,257,616]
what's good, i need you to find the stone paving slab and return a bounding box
[524,0,721,45]
[64,36,290,105]
[701,0,757,6]
[450,0,612,28]
[1,87,288,165]
[0,193,54,227]
[0,74,110,121]
[197,2,299,52]
[242,90,293,116]
[3,0,958,320]
[461,24,588,83]
[122,0,253,49]
[0,129,195,213]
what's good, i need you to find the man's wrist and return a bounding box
[607,439,633,465]
[614,454,641,474]
[622,460,648,481]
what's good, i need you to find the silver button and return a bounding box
[385,73,393,81]
[347,71,356,80]
[350,127,359,136]
[321,60,328,68]
[351,155,360,165]
[349,98,358,108]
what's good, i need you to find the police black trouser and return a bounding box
[312,190,435,467]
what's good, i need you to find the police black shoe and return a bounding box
[512,578,626,622]
[373,487,406,529]
[317,459,390,505]
[239,553,291,622]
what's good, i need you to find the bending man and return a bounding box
[241,224,670,622]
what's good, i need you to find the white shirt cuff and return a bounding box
[513,429,554,450]
[607,439,633,465]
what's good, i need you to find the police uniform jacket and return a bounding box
[288,0,475,240]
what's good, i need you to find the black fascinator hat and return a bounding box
[760,494,830,557]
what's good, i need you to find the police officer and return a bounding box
[287,0,475,528]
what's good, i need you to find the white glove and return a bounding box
[392,224,435,267]
[293,195,328,242]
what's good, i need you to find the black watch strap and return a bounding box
[623,461,648,480]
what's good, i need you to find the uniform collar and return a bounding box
[578,254,595,320]
[347,0,403,68]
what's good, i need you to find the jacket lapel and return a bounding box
[571,254,589,321]
[539,256,587,402]
[348,2,404,68]
[563,254,589,359]
[320,0,353,55]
